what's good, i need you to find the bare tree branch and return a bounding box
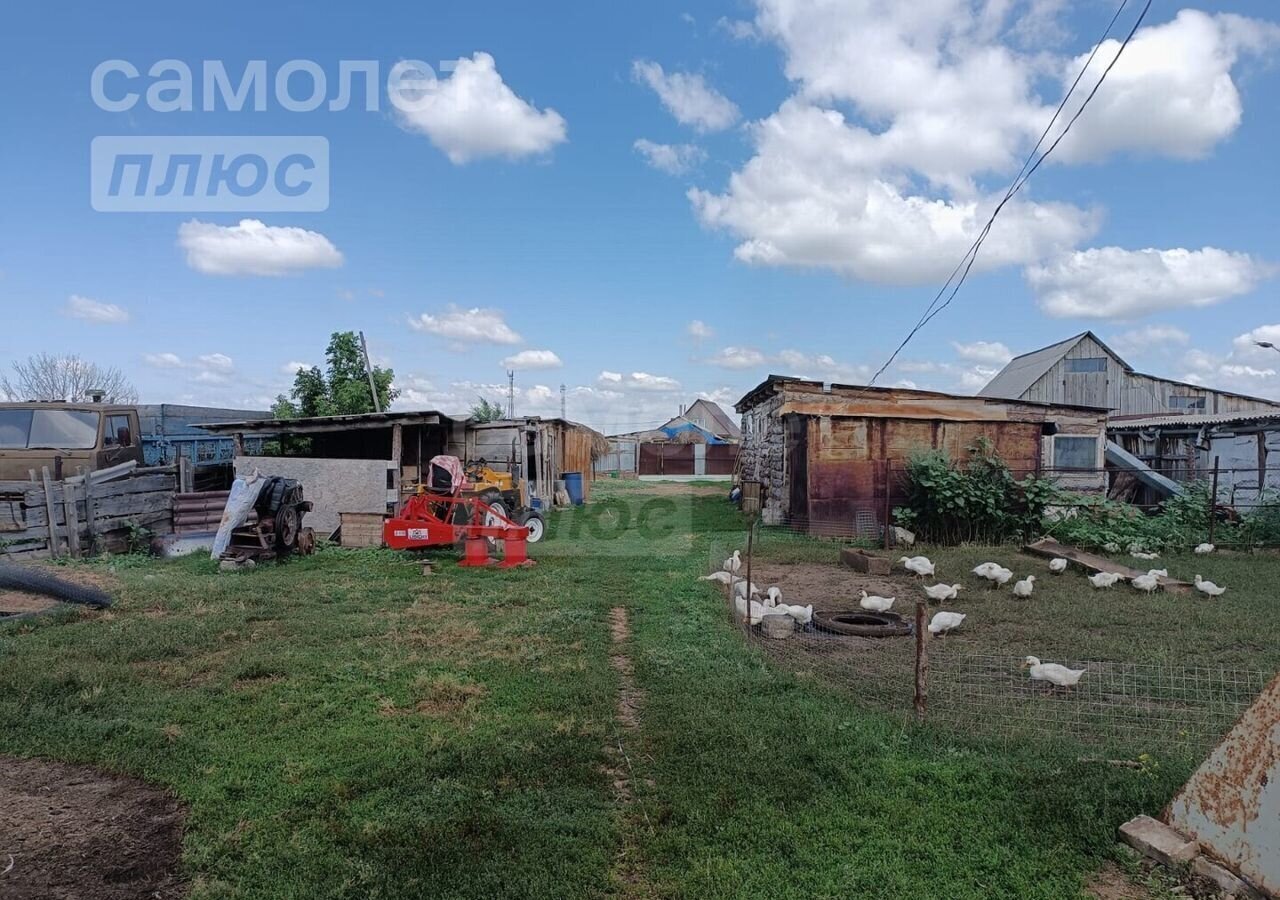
[0,354,138,403]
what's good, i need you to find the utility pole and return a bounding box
[506,370,516,419]
[560,383,566,419]
[359,331,382,413]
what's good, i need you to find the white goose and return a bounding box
[1013,575,1035,598]
[723,550,743,573]
[1129,573,1160,593]
[732,579,762,600]
[1194,575,1226,597]
[1048,558,1068,575]
[1194,543,1215,555]
[988,566,1014,589]
[923,583,963,602]
[1087,571,1123,589]
[765,586,784,608]
[1147,568,1169,578]
[899,556,935,578]
[1022,656,1086,687]
[972,562,1002,578]
[859,590,895,613]
[928,611,966,635]
[700,571,734,585]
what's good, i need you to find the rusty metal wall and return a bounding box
[802,416,1042,534]
[1167,672,1280,896]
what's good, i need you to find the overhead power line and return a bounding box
[862,0,1153,390]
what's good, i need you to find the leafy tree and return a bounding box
[0,353,137,403]
[273,332,397,418]
[469,397,507,423]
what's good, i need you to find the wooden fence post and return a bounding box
[914,598,929,723]
[40,466,61,559]
[63,481,82,558]
[1208,455,1220,546]
[883,459,893,550]
[743,518,757,625]
[82,467,98,555]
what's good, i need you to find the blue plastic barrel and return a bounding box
[563,472,585,506]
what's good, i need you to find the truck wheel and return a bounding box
[517,510,545,543]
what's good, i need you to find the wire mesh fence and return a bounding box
[734,604,1269,761]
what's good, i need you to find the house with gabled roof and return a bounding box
[979,331,1280,418]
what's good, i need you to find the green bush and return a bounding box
[894,438,1057,545]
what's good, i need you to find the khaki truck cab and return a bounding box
[0,403,143,481]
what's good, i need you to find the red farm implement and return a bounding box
[383,490,536,568]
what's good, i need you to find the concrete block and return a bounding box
[1119,815,1199,867]
[1191,857,1250,897]
[841,547,891,575]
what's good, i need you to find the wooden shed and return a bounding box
[453,417,606,504]
[736,377,1108,534]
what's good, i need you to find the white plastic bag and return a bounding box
[211,471,264,558]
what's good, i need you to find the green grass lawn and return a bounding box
[2,485,1270,898]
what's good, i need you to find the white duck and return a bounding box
[899,556,935,578]
[765,586,784,608]
[1022,656,1086,687]
[1087,571,1123,589]
[1130,551,1160,561]
[1104,542,1121,554]
[776,603,814,625]
[732,579,762,600]
[923,583,963,602]
[1194,575,1226,597]
[1194,543,1215,555]
[1130,573,1160,593]
[972,562,1002,578]
[700,571,734,585]
[991,566,1014,588]
[928,611,966,635]
[1013,575,1036,598]
[893,526,916,548]
[1147,568,1169,578]
[1048,558,1068,575]
[734,594,768,625]
[859,590,895,613]
[723,550,743,573]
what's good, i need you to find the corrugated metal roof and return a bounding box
[976,333,1087,400]
[1108,411,1280,430]
[193,409,457,433]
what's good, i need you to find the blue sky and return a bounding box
[1,0,1278,432]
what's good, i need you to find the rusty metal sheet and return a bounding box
[1166,673,1280,896]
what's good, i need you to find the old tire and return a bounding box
[517,510,545,543]
[812,609,910,638]
[0,564,112,609]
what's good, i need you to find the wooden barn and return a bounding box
[735,376,1108,533]
[979,331,1280,417]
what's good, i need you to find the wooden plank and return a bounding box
[82,466,97,554]
[63,482,82,557]
[62,460,138,485]
[40,467,60,558]
[1022,538,1192,594]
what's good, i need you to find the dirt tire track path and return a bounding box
[605,606,655,899]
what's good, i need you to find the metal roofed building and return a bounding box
[980,331,1280,417]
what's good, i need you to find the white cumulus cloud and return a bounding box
[501,349,563,369]
[687,320,714,340]
[408,306,522,345]
[280,360,312,375]
[632,60,740,132]
[394,52,567,164]
[951,341,1013,365]
[64,295,128,324]
[1028,247,1272,319]
[633,139,706,175]
[706,346,767,369]
[144,352,184,369]
[1052,10,1280,164]
[683,2,1277,285]
[178,219,343,277]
